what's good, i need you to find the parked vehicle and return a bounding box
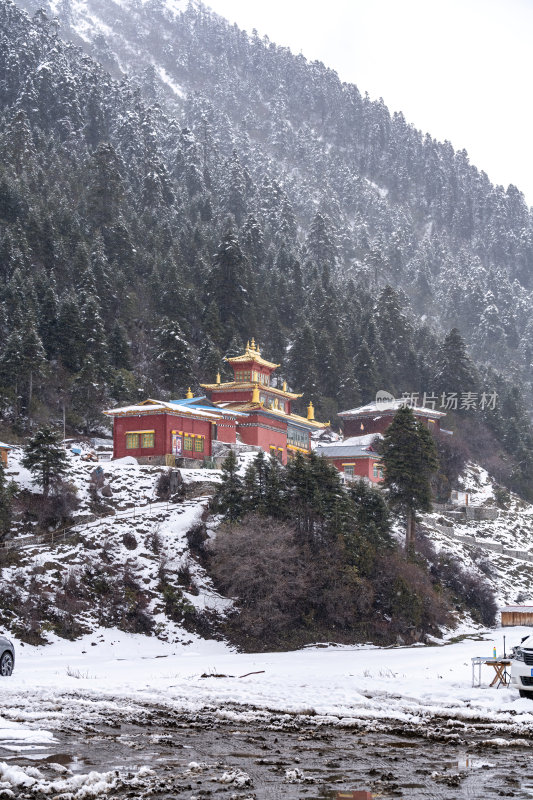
[510,636,533,697]
[0,636,14,676]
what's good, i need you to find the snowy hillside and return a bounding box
[1,444,531,650]
[421,464,533,608]
[2,445,229,647]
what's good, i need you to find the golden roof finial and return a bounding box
[186,387,193,399]
[283,380,287,392]
[251,337,256,351]
[307,401,315,421]
[252,383,260,403]
[246,340,250,350]
[216,372,221,385]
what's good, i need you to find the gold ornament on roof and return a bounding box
[216,372,221,385]
[252,383,260,403]
[186,387,193,399]
[307,401,315,421]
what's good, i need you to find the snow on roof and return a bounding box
[501,606,533,613]
[104,401,223,419]
[315,444,378,459]
[338,400,446,418]
[0,442,12,449]
[341,433,383,447]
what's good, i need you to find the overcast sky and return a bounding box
[206,0,533,206]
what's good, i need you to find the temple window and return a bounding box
[287,426,309,450]
[373,464,384,479]
[194,437,204,452]
[345,465,354,477]
[184,435,193,450]
[126,433,140,449]
[141,432,154,448]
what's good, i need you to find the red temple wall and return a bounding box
[214,420,237,444]
[113,413,213,459]
[328,456,382,483]
[237,413,288,463]
[343,413,441,438]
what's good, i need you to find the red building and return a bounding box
[315,435,384,484]
[320,400,448,484]
[104,398,238,462]
[338,399,446,438]
[105,340,328,465]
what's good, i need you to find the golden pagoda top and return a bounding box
[225,338,280,370]
[199,380,302,399]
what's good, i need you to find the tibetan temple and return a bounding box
[104,340,328,465]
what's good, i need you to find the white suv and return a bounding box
[511,635,533,697]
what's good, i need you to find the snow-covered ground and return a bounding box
[2,625,532,741]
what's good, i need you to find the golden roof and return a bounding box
[225,338,280,370]
[200,381,302,399]
[222,401,328,430]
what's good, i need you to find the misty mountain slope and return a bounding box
[17,0,533,386]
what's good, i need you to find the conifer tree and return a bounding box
[264,455,286,517]
[155,318,194,395]
[22,426,68,498]
[0,461,14,541]
[87,142,125,229]
[380,406,438,552]
[80,295,109,376]
[207,227,255,347]
[216,449,244,523]
[71,355,110,433]
[109,321,131,370]
[243,450,269,512]
[354,340,378,402]
[432,328,478,398]
[19,313,47,410]
[56,293,85,373]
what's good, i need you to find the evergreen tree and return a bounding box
[71,355,110,433]
[109,321,131,370]
[80,295,109,375]
[56,293,85,373]
[87,142,125,229]
[22,426,68,498]
[207,228,255,347]
[155,318,194,395]
[380,406,438,551]
[216,449,244,522]
[287,323,319,405]
[264,454,286,517]
[19,313,47,410]
[432,328,478,398]
[0,461,14,541]
[354,340,378,402]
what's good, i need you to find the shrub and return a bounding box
[373,551,451,639]
[122,531,138,550]
[155,470,171,501]
[417,532,497,626]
